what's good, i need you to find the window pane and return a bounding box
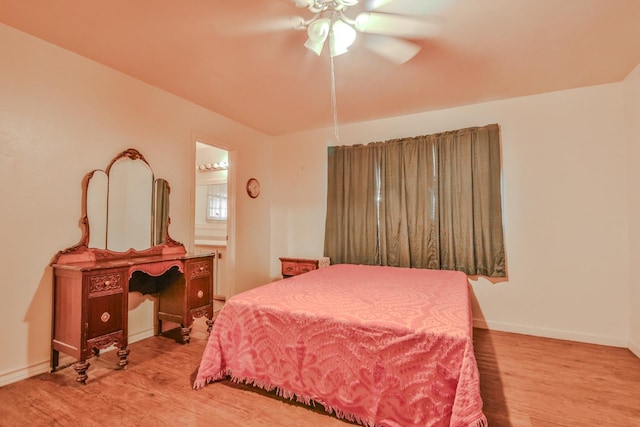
[206,183,227,221]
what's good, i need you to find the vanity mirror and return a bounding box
[66,148,175,256]
[51,148,214,384]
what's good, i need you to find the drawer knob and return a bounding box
[197,290,204,298]
[104,280,111,287]
[101,312,111,323]
[199,267,204,272]
[286,266,293,271]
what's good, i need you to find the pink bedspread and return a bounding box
[194,264,486,427]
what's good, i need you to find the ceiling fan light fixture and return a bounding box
[307,18,330,41]
[305,18,330,55]
[329,19,357,57]
[305,37,326,55]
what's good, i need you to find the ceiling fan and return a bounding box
[290,0,440,64]
[230,0,442,139]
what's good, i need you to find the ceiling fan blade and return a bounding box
[364,0,451,16]
[364,35,422,64]
[355,12,439,39]
[219,15,306,36]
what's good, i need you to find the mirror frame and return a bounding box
[53,148,184,264]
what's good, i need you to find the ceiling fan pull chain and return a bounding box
[330,55,340,141]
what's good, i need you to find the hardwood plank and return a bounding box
[1,320,639,426]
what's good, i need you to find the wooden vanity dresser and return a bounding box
[50,149,214,384]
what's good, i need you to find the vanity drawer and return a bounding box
[87,272,124,296]
[188,275,211,308]
[188,260,211,279]
[187,258,213,308]
[87,292,124,340]
[85,269,126,340]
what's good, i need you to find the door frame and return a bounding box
[190,133,236,300]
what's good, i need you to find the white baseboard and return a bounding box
[128,328,155,344]
[473,318,629,348]
[0,361,51,388]
[0,328,155,388]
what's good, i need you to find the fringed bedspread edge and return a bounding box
[193,370,487,427]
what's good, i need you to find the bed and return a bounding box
[194,264,486,427]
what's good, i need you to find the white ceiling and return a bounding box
[1,0,640,136]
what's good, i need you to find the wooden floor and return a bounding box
[474,328,640,426]
[1,319,639,427]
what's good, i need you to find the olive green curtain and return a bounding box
[324,124,506,277]
[324,144,379,265]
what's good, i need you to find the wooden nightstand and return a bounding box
[279,257,329,278]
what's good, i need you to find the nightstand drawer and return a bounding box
[281,261,299,276]
[296,262,317,274]
[279,257,321,278]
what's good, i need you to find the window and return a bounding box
[206,183,227,221]
[324,124,506,277]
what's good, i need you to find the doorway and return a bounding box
[193,141,231,304]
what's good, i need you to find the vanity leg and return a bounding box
[50,349,59,372]
[181,325,192,344]
[154,297,161,336]
[74,360,90,384]
[206,317,214,333]
[117,347,130,368]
